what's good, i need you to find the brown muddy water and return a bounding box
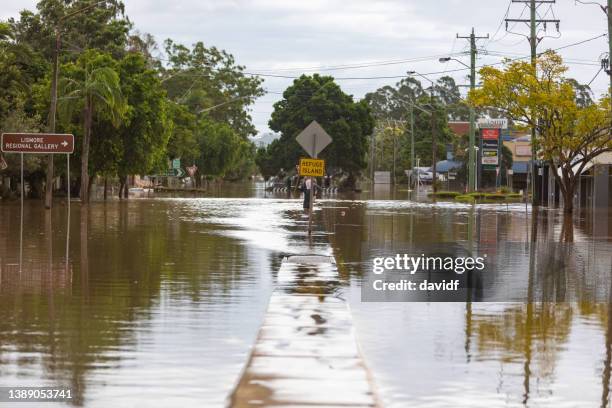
[0,182,611,407]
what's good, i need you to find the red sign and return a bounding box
[481,128,500,140]
[1,133,74,154]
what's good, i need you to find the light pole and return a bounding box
[45,0,109,209]
[407,70,438,191]
[439,56,478,192]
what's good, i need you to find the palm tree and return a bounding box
[60,51,125,203]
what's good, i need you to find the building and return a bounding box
[503,134,531,190]
[544,152,612,211]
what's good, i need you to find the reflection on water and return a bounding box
[0,199,302,407]
[0,185,611,407]
[322,199,612,407]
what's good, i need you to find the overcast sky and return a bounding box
[1,0,609,134]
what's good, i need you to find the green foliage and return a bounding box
[195,119,242,177]
[263,74,375,183]
[0,0,267,197]
[255,146,276,180]
[59,50,126,126]
[428,191,461,198]
[161,39,264,139]
[365,78,456,170]
[0,102,45,197]
[116,53,171,177]
[469,51,611,211]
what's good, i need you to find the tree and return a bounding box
[115,52,171,198]
[255,146,276,181]
[59,50,126,203]
[0,102,45,198]
[161,39,264,139]
[366,78,456,172]
[469,51,612,213]
[266,74,375,188]
[195,119,242,178]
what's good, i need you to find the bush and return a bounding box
[428,191,461,199]
[483,193,506,200]
[455,194,476,203]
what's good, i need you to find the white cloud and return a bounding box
[0,0,609,133]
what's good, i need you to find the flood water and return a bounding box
[0,182,611,407]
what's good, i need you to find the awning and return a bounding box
[435,160,462,173]
[512,162,529,174]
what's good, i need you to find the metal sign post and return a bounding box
[20,153,23,271]
[309,139,317,235]
[1,133,75,272]
[295,121,332,235]
[65,152,70,271]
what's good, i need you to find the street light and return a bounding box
[45,0,111,209]
[407,70,439,192]
[439,57,470,70]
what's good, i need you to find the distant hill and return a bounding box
[250,132,280,148]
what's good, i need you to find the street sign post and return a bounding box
[1,133,75,272]
[299,158,325,177]
[295,121,332,235]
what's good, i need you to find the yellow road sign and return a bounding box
[299,158,325,177]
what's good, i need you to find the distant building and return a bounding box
[545,152,612,211]
[503,134,531,190]
[448,121,470,138]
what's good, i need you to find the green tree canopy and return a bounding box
[265,74,374,186]
[469,51,611,213]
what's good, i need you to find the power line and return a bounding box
[152,33,607,85]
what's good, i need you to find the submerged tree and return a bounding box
[469,51,611,213]
[59,50,126,203]
[265,74,374,188]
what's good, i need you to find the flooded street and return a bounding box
[0,184,611,407]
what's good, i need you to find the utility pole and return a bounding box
[45,0,108,209]
[506,0,560,206]
[609,0,612,104]
[457,28,489,192]
[45,29,61,209]
[410,103,415,188]
[431,89,437,192]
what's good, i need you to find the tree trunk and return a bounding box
[123,176,129,199]
[80,102,92,204]
[88,175,95,201]
[560,213,574,242]
[103,177,108,201]
[118,175,126,199]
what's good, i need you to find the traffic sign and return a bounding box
[1,133,74,154]
[296,121,332,158]
[299,158,325,177]
[172,158,181,169]
[175,168,185,178]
